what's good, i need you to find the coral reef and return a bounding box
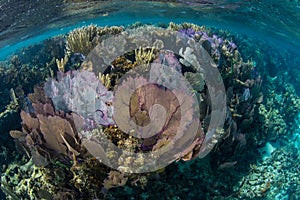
[1,22,299,200]
[258,104,287,142]
[0,36,66,138]
[255,80,300,144]
[1,158,76,200]
[56,55,69,73]
[44,70,114,126]
[103,171,128,190]
[236,144,299,199]
[9,86,88,166]
[0,89,20,134]
[66,25,124,56]
[169,22,263,134]
[134,46,156,65]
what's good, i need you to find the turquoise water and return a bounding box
[0,1,300,199]
[1,1,300,60]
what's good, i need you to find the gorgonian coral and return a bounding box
[178,27,236,61]
[10,87,87,166]
[44,70,114,126]
[4,22,269,199]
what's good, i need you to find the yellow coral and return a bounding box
[134,46,155,66]
[56,55,69,73]
[66,25,124,56]
[66,25,98,56]
[98,72,111,88]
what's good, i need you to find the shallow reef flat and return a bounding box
[0,22,299,200]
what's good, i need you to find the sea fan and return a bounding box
[44,70,114,126]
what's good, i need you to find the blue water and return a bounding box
[1,1,300,61]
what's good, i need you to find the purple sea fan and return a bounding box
[178,28,225,60]
[153,50,182,72]
[44,70,114,126]
[178,28,196,38]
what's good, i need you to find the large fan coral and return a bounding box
[44,70,114,126]
[10,86,88,166]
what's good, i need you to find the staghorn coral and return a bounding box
[134,46,156,66]
[56,54,69,73]
[66,25,124,56]
[96,55,137,90]
[3,23,274,199]
[66,25,98,56]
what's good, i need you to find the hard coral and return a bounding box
[103,171,128,190]
[1,159,76,200]
[66,25,124,56]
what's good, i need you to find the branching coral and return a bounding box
[134,46,156,65]
[4,22,271,199]
[169,22,265,159]
[66,25,124,56]
[56,54,69,73]
[66,25,98,56]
